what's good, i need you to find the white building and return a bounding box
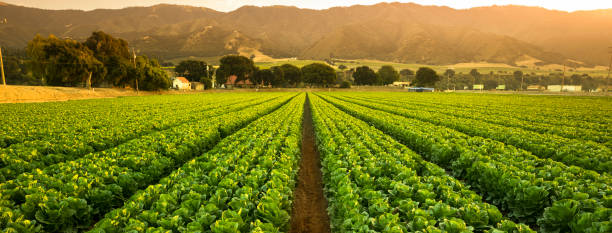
[172,77,191,90]
[547,85,582,92]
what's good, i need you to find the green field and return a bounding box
[0,92,610,232]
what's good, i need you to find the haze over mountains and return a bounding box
[0,2,611,66]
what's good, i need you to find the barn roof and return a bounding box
[175,77,190,84]
[225,75,253,85]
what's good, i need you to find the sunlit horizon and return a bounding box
[4,0,612,12]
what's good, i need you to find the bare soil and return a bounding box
[289,95,332,233]
[0,85,200,103]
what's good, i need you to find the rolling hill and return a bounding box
[0,2,610,66]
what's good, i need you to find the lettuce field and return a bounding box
[0,92,610,233]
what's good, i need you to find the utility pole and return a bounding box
[520,73,524,91]
[0,46,5,86]
[446,69,450,91]
[606,46,611,94]
[561,63,566,92]
[132,48,139,94]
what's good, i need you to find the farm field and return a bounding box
[0,92,610,233]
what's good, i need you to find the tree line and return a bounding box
[5,31,606,92]
[175,55,338,88]
[5,31,170,90]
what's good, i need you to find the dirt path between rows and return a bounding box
[289,95,332,233]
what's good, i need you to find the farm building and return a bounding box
[225,75,255,88]
[496,85,506,90]
[547,85,582,92]
[191,82,205,90]
[527,85,546,91]
[172,77,191,90]
[392,81,411,88]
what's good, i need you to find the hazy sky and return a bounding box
[4,0,612,12]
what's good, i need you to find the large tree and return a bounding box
[301,63,336,87]
[84,31,131,86]
[175,60,212,82]
[412,67,440,87]
[27,34,102,86]
[131,55,171,91]
[216,55,255,86]
[252,68,274,87]
[353,66,379,85]
[377,65,399,85]
[270,66,285,87]
[513,70,524,90]
[280,64,302,87]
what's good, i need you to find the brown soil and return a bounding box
[289,95,332,233]
[0,85,202,103]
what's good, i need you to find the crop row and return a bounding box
[348,92,610,131]
[0,94,284,182]
[87,93,305,233]
[317,93,611,233]
[343,93,610,145]
[0,95,199,148]
[0,93,296,232]
[327,93,611,173]
[309,94,534,233]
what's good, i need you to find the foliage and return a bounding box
[89,94,304,233]
[174,60,213,82]
[27,34,102,86]
[131,56,171,91]
[339,81,351,88]
[352,66,379,85]
[252,68,274,86]
[280,64,302,87]
[413,67,440,87]
[216,55,256,85]
[318,92,611,233]
[309,94,535,233]
[301,63,336,87]
[0,93,297,232]
[377,65,399,85]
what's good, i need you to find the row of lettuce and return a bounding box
[342,93,610,146]
[326,93,611,173]
[87,94,305,233]
[309,94,534,232]
[316,93,611,233]
[0,94,286,182]
[0,93,297,232]
[373,92,611,127]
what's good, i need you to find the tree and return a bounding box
[444,69,456,89]
[400,69,414,76]
[175,60,211,82]
[340,81,351,88]
[378,65,399,85]
[84,31,131,86]
[131,55,171,91]
[216,55,255,86]
[252,68,274,87]
[353,66,379,85]
[513,70,524,90]
[399,68,415,82]
[301,63,336,87]
[413,67,440,87]
[270,66,285,87]
[280,64,302,87]
[27,34,102,87]
[444,69,455,79]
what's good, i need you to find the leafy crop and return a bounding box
[317,92,611,233]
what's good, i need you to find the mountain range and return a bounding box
[0,2,611,66]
